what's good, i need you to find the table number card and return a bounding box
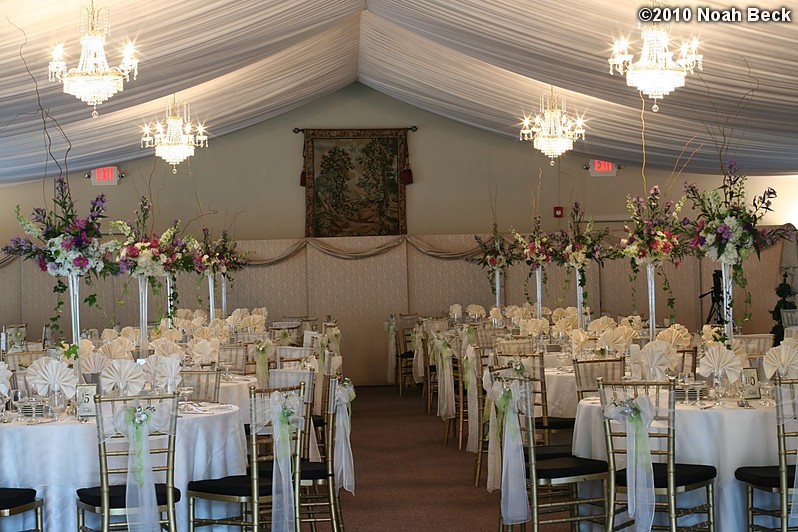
[76,384,98,417]
[740,368,761,400]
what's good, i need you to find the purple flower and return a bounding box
[73,255,89,269]
[717,224,732,240]
[32,208,47,223]
[61,237,75,250]
[682,217,690,226]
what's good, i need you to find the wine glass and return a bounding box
[49,387,66,420]
[177,386,195,411]
[760,380,773,406]
[556,353,571,372]
[680,373,695,405]
[218,361,232,381]
[10,389,27,422]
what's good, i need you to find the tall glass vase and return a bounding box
[646,262,657,340]
[720,261,734,341]
[138,276,149,359]
[165,274,175,329]
[576,268,585,330]
[494,269,502,309]
[208,272,216,322]
[220,274,228,319]
[67,272,82,379]
[535,265,543,320]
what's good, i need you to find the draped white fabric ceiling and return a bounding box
[1,0,796,184]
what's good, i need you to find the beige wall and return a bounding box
[0,82,792,383]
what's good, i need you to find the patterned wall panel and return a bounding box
[0,260,22,328]
[307,237,407,385]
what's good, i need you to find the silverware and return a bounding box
[700,404,715,410]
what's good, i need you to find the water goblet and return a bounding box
[49,388,66,420]
[693,381,707,407]
[177,386,195,411]
[680,373,695,405]
[759,380,773,406]
[10,389,27,422]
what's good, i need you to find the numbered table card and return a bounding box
[76,384,98,417]
[740,368,761,400]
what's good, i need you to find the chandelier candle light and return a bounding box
[608,4,702,112]
[520,86,585,165]
[141,95,208,174]
[48,0,139,117]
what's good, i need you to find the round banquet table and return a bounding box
[573,397,779,532]
[218,374,259,424]
[0,405,247,532]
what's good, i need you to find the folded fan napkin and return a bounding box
[619,315,643,331]
[97,339,133,359]
[82,353,111,374]
[188,339,218,365]
[231,308,250,320]
[160,328,183,342]
[525,318,549,337]
[149,339,185,358]
[729,339,749,367]
[551,316,577,337]
[100,329,119,343]
[120,326,139,343]
[113,337,135,355]
[241,314,265,332]
[615,325,640,345]
[587,316,617,336]
[763,344,798,379]
[0,362,11,397]
[154,356,182,392]
[193,309,208,321]
[489,307,503,320]
[570,329,591,352]
[181,322,199,337]
[551,308,568,323]
[226,314,243,330]
[640,340,677,379]
[251,306,268,318]
[192,315,207,327]
[193,326,215,340]
[503,305,518,319]
[26,358,78,398]
[699,345,743,382]
[78,338,96,358]
[101,359,145,396]
[449,304,463,318]
[142,355,163,381]
[467,304,486,319]
[175,308,194,319]
[598,328,629,355]
[656,325,692,348]
[515,307,533,321]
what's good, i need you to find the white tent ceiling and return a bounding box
[1,0,796,184]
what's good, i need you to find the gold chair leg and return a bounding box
[706,481,715,532]
[36,504,43,532]
[188,496,195,532]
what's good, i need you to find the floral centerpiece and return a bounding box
[467,223,523,306]
[2,176,118,340]
[192,227,247,320]
[620,185,687,329]
[683,159,792,337]
[512,216,560,312]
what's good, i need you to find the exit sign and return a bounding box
[90,166,119,185]
[589,159,617,177]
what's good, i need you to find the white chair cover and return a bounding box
[334,379,356,494]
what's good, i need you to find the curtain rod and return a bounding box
[293,126,417,133]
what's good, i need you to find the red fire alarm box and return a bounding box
[553,206,564,218]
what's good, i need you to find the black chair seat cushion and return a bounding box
[312,414,326,429]
[535,456,608,479]
[188,475,273,498]
[535,417,576,430]
[398,351,414,359]
[617,463,717,488]
[0,488,37,510]
[300,461,330,481]
[77,484,180,508]
[735,464,796,489]
[534,444,573,461]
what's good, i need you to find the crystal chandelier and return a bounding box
[48,1,139,117]
[519,87,586,165]
[608,9,702,112]
[141,95,208,174]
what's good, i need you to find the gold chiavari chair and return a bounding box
[188,383,307,531]
[218,345,249,375]
[735,376,798,531]
[76,393,180,532]
[180,369,222,403]
[0,486,43,531]
[5,350,47,372]
[598,377,716,531]
[674,347,698,376]
[496,373,610,531]
[572,357,626,401]
[395,314,418,396]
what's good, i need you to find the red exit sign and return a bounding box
[90,166,119,185]
[589,159,617,177]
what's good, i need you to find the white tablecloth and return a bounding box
[219,375,259,424]
[0,406,247,531]
[544,369,577,418]
[573,398,778,532]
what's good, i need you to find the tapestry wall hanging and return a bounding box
[301,128,410,237]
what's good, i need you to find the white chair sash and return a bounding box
[334,380,356,494]
[485,375,503,492]
[385,319,396,383]
[269,390,303,532]
[100,400,175,532]
[411,326,425,382]
[499,379,530,525]
[435,337,456,420]
[463,345,480,453]
[604,395,656,532]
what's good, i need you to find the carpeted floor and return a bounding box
[338,384,503,531]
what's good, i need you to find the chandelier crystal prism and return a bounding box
[608,6,702,112]
[519,86,586,165]
[141,95,208,174]
[48,0,139,117]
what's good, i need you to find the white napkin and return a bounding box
[619,315,643,331]
[467,304,486,319]
[97,339,133,359]
[699,345,743,382]
[503,305,518,319]
[101,329,119,343]
[525,318,549,337]
[551,316,578,336]
[587,316,616,336]
[656,325,692,348]
[181,322,199,337]
[251,307,268,318]
[515,307,533,321]
[82,353,111,374]
[763,344,798,379]
[598,328,629,355]
[120,326,139,343]
[26,358,78,398]
[192,314,207,326]
[489,307,503,320]
[154,357,183,392]
[615,325,640,345]
[188,339,219,365]
[175,308,194,319]
[449,304,463,319]
[101,359,146,396]
[193,326,215,340]
[149,339,185,358]
[241,314,266,332]
[78,338,96,358]
[640,340,677,379]
[231,308,250,320]
[226,314,243,331]
[142,354,163,381]
[729,339,749,367]
[570,329,591,352]
[0,362,12,397]
[160,328,183,342]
